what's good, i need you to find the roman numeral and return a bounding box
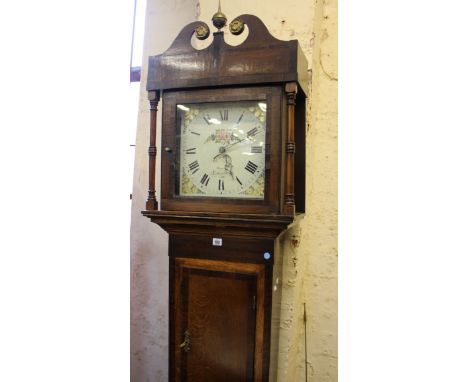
[203,115,212,125]
[236,176,243,186]
[185,147,196,154]
[190,131,200,136]
[218,179,224,191]
[237,111,245,124]
[247,127,260,138]
[245,161,258,174]
[200,173,210,186]
[251,146,263,154]
[219,109,228,121]
[188,160,199,174]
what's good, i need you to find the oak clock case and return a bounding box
[142,12,308,382]
[161,86,283,214]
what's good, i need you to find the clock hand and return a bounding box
[213,146,227,162]
[225,137,247,150]
[213,138,247,161]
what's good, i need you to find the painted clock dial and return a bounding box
[177,100,267,199]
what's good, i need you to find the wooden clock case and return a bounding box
[142,14,308,382]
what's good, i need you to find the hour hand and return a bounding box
[213,145,227,161]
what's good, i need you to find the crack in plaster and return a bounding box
[320,55,338,81]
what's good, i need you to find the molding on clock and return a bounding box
[141,210,300,239]
[146,14,308,95]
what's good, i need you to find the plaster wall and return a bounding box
[130,0,337,380]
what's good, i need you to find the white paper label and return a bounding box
[212,238,223,246]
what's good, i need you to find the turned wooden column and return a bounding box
[146,90,160,210]
[284,82,297,215]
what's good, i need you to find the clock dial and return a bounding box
[177,101,267,199]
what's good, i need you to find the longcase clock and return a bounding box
[142,9,308,382]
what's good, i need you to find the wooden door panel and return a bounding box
[184,269,255,381]
[173,258,266,382]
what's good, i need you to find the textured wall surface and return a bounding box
[130,0,337,380]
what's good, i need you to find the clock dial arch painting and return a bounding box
[177,100,267,199]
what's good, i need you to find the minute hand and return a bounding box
[213,138,247,161]
[225,137,247,150]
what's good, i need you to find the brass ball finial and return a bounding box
[212,0,227,30]
[229,19,245,35]
[194,24,210,40]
